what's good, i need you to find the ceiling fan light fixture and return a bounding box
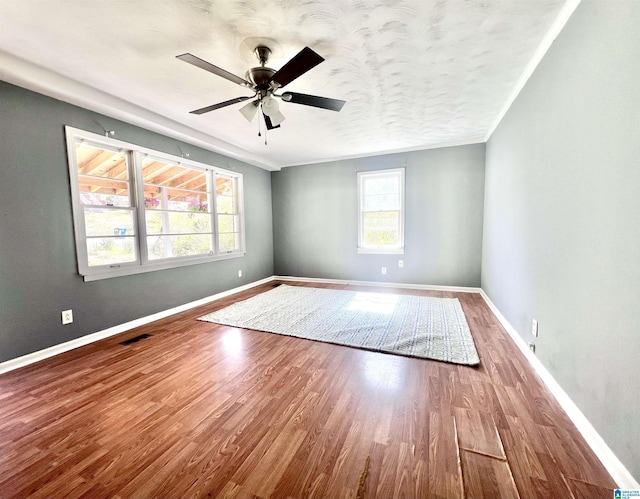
[239,100,259,122]
[269,110,286,126]
[261,95,279,117]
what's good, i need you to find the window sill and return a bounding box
[357,247,405,255]
[81,252,245,282]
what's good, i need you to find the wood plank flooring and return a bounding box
[0,281,617,498]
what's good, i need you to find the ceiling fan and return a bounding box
[176,45,346,130]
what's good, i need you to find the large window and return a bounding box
[357,168,405,254]
[66,127,244,281]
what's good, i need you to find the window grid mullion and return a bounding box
[133,151,151,265]
[211,171,220,255]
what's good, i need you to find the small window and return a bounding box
[66,127,245,281]
[357,168,405,254]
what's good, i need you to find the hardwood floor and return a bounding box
[0,281,616,498]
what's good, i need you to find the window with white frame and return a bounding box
[357,168,405,254]
[66,127,245,281]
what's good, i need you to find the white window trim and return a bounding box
[65,126,245,281]
[357,167,405,255]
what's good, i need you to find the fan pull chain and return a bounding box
[261,104,267,145]
[257,110,262,137]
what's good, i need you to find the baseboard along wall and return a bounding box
[0,274,636,488]
[274,275,481,293]
[479,290,639,490]
[0,276,274,376]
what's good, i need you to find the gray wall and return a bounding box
[482,0,640,479]
[272,145,485,286]
[0,81,274,363]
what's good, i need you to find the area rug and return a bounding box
[198,285,479,366]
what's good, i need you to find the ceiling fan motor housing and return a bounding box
[246,66,276,91]
[246,45,275,94]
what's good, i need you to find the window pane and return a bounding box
[147,234,213,260]
[145,211,212,235]
[84,208,135,237]
[218,232,240,252]
[364,229,399,246]
[216,195,234,214]
[76,143,129,180]
[216,177,234,196]
[78,176,130,207]
[143,197,161,209]
[363,193,399,211]
[364,176,398,195]
[187,199,210,213]
[76,143,130,207]
[142,158,209,214]
[86,236,136,267]
[217,214,239,233]
[142,159,207,192]
[165,195,209,212]
[143,190,209,213]
[363,212,399,246]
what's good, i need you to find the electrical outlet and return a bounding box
[238,270,242,278]
[528,342,536,353]
[381,267,387,275]
[532,319,538,337]
[62,309,73,325]
[398,260,404,268]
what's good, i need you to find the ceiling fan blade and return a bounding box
[263,113,281,130]
[281,92,346,112]
[269,47,324,89]
[177,53,252,88]
[190,96,253,115]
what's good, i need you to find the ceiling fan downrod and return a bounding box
[254,45,271,67]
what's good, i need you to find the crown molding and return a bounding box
[0,49,280,172]
[484,0,583,142]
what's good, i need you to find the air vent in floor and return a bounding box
[120,333,152,346]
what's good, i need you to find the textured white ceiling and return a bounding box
[0,0,570,169]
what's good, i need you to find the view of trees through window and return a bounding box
[71,134,244,276]
[215,176,241,252]
[359,169,404,250]
[142,157,214,260]
[76,144,137,267]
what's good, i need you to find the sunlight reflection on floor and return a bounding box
[222,329,244,357]
[361,352,407,394]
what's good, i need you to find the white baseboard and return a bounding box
[0,276,477,375]
[274,275,481,294]
[3,274,636,488]
[0,276,275,375]
[479,290,639,489]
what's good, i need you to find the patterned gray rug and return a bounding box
[198,285,479,366]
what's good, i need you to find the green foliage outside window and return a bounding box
[363,211,399,246]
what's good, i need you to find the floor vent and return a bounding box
[120,333,152,346]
